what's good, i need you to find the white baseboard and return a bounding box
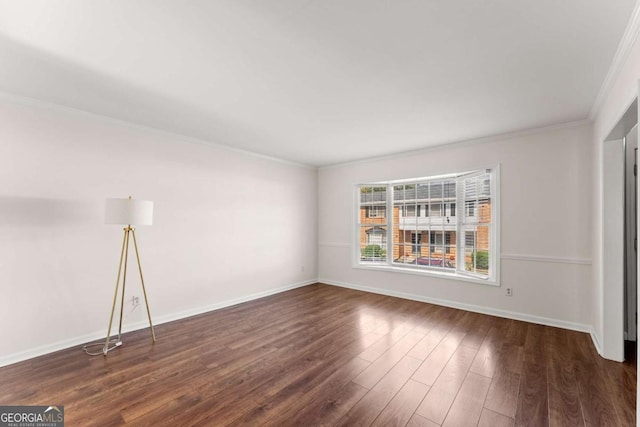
[590,328,603,357]
[0,279,315,368]
[319,278,593,334]
[0,278,608,368]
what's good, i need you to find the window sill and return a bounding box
[352,262,499,286]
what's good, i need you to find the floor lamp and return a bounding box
[90,196,156,356]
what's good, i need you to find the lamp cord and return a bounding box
[82,337,122,356]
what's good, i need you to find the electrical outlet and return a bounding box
[131,296,139,307]
[506,288,513,297]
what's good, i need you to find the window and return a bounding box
[359,186,388,262]
[465,200,476,217]
[366,206,386,218]
[465,231,476,247]
[402,205,417,217]
[429,231,443,252]
[445,232,453,254]
[411,232,422,254]
[356,167,498,284]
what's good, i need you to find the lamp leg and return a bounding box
[131,228,156,342]
[117,227,131,342]
[104,228,128,355]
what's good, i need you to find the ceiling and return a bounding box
[0,1,636,167]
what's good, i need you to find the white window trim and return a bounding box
[352,165,501,286]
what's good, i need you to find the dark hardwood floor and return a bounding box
[0,283,635,426]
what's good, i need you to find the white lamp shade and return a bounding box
[105,198,153,226]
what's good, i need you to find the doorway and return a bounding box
[602,98,637,362]
[624,124,638,361]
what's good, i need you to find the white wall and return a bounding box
[0,96,318,366]
[602,139,625,361]
[318,123,593,331]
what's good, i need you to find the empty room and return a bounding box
[0,1,639,426]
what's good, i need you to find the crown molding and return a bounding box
[590,0,640,119]
[0,91,316,171]
[319,119,591,171]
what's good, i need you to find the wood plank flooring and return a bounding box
[0,283,635,426]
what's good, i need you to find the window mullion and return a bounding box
[475,177,480,273]
[456,176,464,274]
[386,184,392,265]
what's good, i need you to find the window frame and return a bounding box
[353,166,500,286]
